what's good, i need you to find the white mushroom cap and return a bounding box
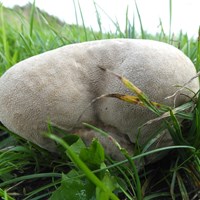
[0,39,199,159]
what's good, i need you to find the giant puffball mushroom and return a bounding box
[0,39,199,161]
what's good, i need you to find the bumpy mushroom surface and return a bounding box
[0,39,199,160]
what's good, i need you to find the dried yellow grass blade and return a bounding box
[120,77,143,96]
[108,94,144,106]
[98,66,169,112]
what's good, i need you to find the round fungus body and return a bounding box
[0,39,199,161]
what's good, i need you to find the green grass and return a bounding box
[0,1,200,199]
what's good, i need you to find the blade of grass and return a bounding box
[158,18,167,41]
[77,0,88,41]
[72,0,80,41]
[82,123,143,199]
[99,66,169,114]
[93,2,124,36]
[170,171,176,200]
[144,192,171,200]
[24,180,61,200]
[196,26,200,72]
[170,159,179,200]
[134,0,145,39]
[29,0,36,38]
[177,172,189,200]
[93,1,103,37]
[193,94,200,148]
[169,0,172,43]
[46,133,119,200]
[125,6,129,38]
[0,173,62,188]
[0,188,15,200]
[0,4,11,67]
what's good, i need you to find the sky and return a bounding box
[0,0,200,38]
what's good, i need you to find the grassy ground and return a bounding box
[0,1,200,200]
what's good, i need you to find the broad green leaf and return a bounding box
[50,170,95,200]
[96,172,118,200]
[68,138,86,155]
[79,139,105,169]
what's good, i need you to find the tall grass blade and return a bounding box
[82,123,142,200]
[77,0,88,41]
[170,169,177,200]
[29,0,36,38]
[125,6,129,38]
[93,2,124,36]
[0,173,61,188]
[93,1,102,37]
[72,0,80,41]
[193,96,200,148]
[158,18,166,41]
[166,110,189,150]
[196,26,200,72]
[0,5,11,68]
[72,0,79,26]
[46,133,119,200]
[177,172,189,200]
[134,0,145,39]
[131,14,136,39]
[169,0,172,43]
[0,188,14,200]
